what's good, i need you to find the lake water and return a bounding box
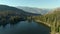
[0,21,50,34]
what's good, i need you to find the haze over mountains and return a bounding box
[0,5,41,16]
[0,5,52,16]
[16,6,51,15]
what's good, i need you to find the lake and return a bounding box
[0,21,50,34]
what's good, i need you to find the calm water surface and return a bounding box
[0,21,50,34]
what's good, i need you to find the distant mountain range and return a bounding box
[16,6,51,15]
[0,5,51,16]
[0,5,41,16]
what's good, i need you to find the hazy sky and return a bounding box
[0,0,60,8]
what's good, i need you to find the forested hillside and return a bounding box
[34,8,60,34]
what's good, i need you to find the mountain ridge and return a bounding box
[0,5,41,16]
[16,6,51,15]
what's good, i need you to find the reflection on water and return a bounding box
[0,21,50,34]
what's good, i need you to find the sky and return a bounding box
[0,0,60,8]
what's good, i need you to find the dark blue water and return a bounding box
[0,21,50,34]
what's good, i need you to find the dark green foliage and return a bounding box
[0,11,27,26]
